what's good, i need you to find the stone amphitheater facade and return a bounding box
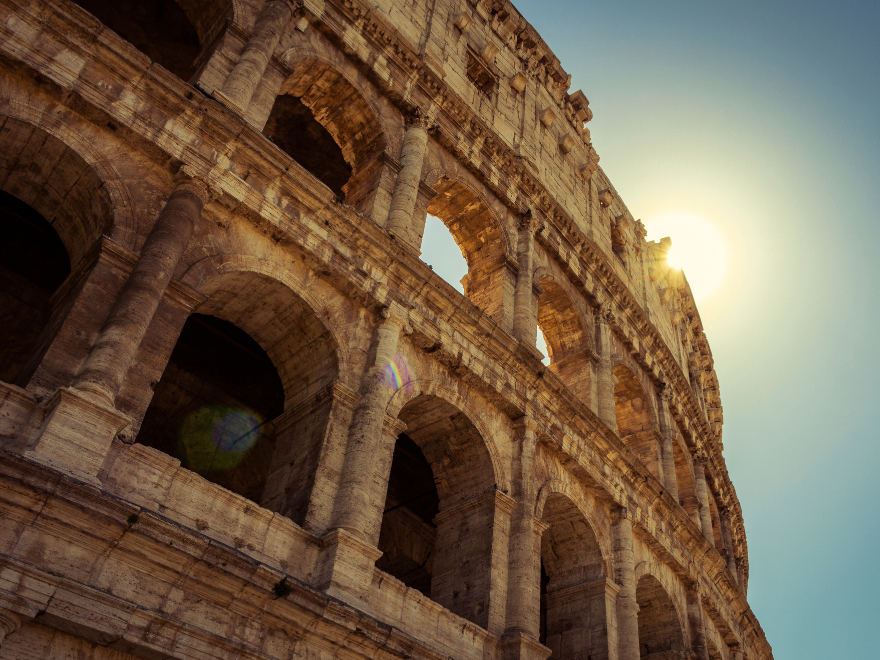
[0,0,772,659]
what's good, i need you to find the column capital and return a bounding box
[174,169,217,204]
[596,302,616,325]
[659,381,674,402]
[610,505,633,524]
[380,302,410,328]
[404,108,438,131]
[383,414,408,438]
[517,208,543,234]
[513,414,538,433]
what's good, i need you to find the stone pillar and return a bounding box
[658,386,679,501]
[719,506,740,588]
[611,507,639,660]
[730,643,744,660]
[0,592,36,649]
[214,0,295,116]
[512,211,540,343]
[736,557,747,596]
[596,305,617,432]
[693,456,715,546]
[73,178,209,405]
[28,178,208,479]
[686,583,710,660]
[504,416,543,637]
[331,303,410,541]
[385,113,431,248]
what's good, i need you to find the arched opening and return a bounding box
[425,177,511,328]
[136,271,339,524]
[613,365,662,480]
[0,191,70,385]
[420,214,467,294]
[73,0,219,81]
[539,493,610,660]
[635,575,685,658]
[536,276,591,405]
[673,437,701,529]
[377,393,498,629]
[0,116,111,389]
[267,60,386,203]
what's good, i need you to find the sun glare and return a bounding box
[644,212,728,301]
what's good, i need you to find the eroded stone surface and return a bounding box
[0,0,770,659]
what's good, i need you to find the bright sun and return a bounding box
[644,212,728,302]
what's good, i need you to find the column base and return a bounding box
[212,89,248,118]
[500,632,552,660]
[316,528,383,602]
[27,388,128,483]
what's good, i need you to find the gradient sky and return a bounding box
[421,1,880,657]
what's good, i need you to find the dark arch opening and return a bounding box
[0,190,71,385]
[376,433,439,597]
[74,0,201,81]
[137,313,285,502]
[263,95,352,198]
[376,394,497,629]
[636,575,684,658]
[536,276,591,405]
[539,493,609,660]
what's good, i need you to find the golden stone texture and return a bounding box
[0,0,770,659]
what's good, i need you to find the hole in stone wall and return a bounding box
[137,313,285,503]
[0,190,70,385]
[466,51,496,98]
[376,433,439,597]
[264,95,352,198]
[74,0,201,81]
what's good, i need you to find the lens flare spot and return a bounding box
[178,405,263,472]
[381,354,414,389]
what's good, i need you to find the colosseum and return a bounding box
[0,0,772,659]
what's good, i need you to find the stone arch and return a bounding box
[613,363,664,480]
[181,253,351,387]
[633,567,687,658]
[136,264,342,525]
[261,53,389,201]
[0,100,135,253]
[386,379,508,494]
[72,0,235,81]
[536,483,612,660]
[534,267,592,405]
[421,170,515,328]
[0,110,130,388]
[673,435,700,526]
[377,385,506,630]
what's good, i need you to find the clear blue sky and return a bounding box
[422,1,880,657]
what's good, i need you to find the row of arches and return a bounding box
[0,119,732,660]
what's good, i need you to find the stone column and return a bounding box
[719,506,740,588]
[504,416,544,637]
[512,211,540,344]
[73,178,209,406]
[736,557,747,596]
[693,456,715,546]
[28,178,208,480]
[658,386,679,501]
[214,0,295,116]
[331,302,410,541]
[611,507,639,660]
[596,305,617,432]
[686,583,710,660]
[385,113,431,248]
